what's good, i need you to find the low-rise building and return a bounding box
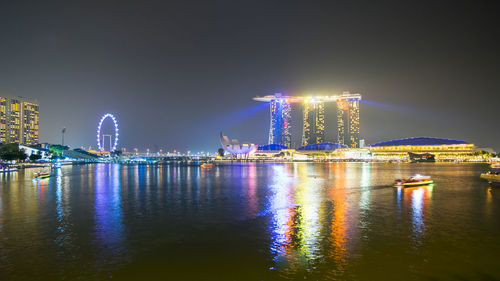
[19,145,51,160]
[369,137,483,161]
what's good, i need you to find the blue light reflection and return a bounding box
[94,164,126,263]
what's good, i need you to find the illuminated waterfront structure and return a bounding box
[337,97,360,148]
[369,137,481,161]
[254,92,361,147]
[369,137,474,152]
[220,132,257,156]
[302,101,325,145]
[268,98,292,147]
[297,142,347,151]
[0,95,39,145]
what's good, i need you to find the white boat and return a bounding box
[490,163,500,169]
[0,167,18,173]
[33,170,51,180]
[394,174,434,187]
[480,171,500,184]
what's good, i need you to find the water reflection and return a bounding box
[326,163,350,279]
[359,163,371,212]
[247,163,258,215]
[0,177,2,233]
[398,185,433,247]
[55,167,73,248]
[267,164,349,276]
[295,164,323,263]
[266,163,441,278]
[94,164,127,267]
[1,163,498,280]
[268,165,295,266]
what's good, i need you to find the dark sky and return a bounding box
[1,0,499,152]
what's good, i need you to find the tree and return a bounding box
[49,145,69,155]
[217,148,225,157]
[29,151,42,162]
[0,143,28,161]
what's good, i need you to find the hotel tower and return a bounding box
[0,95,39,145]
[254,92,361,148]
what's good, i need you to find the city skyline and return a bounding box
[2,2,500,280]
[0,1,499,151]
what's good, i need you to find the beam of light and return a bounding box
[360,99,451,122]
[210,102,269,130]
[187,102,270,150]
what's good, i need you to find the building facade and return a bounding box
[0,97,7,142]
[268,98,292,147]
[302,101,325,145]
[369,137,481,161]
[0,95,39,145]
[369,137,474,153]
[254,92,361,148]
[337,97,360,148]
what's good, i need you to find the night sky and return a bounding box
[1,1,499,152]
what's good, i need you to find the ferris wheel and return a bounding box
[96,113,119,152]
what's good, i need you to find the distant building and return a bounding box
[337,95,360,148]
[369,137,480,161]
[369,137,474,153]
[19,144,50,160]
[0,95,39,145]
[302,101,325,145]
[359,139,366,148]
[254,92,361,148]
[220,132,257,156]
[268,97,292,147]
[297,142,346,151]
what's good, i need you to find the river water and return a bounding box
[1,163,499,280]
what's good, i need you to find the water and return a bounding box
[1,163,500,280]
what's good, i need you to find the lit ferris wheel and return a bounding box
[96,113,119,152]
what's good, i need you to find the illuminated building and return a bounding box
[268,97,292,147]
[0,96,6,142]
[297,142,346,151]
[337,95,360,148]
[0,95,39,145]
[369,137,479,161]
[369,137,474,152]
[220,132,257,156]
[254,92,361,148]
[302,100,325,145]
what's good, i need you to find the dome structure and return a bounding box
[257,144,288,151]
[370,137,469,147]
[297,142,347,151]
